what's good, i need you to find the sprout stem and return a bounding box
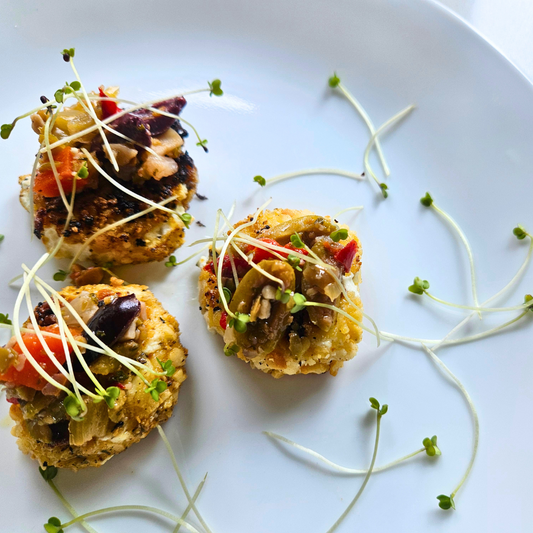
[326,409,383,533]
[261,169,363,187]
[424,291,531,313]
[422,345,479,504]
[264,432,425,475]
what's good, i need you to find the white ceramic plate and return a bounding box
[1,0,532,531]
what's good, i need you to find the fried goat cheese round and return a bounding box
[0,281,187,470]
[198,208,363,378]
[19,87,197,266]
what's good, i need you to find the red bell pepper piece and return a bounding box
[219,311,228,330]
[334,240,358,273]
[99,87,121,119]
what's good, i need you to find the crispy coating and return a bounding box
[198,208,363,378]
[10,283,187,470]
[19,156,197,266]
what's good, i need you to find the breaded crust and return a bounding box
[10,283,187,470]
[19,154,197,266]
[198,208,363,378]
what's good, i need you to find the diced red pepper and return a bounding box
[99,87,121,120]
[33,146,89,198]
[6,397,19,405]
[219,311,228,330]
[0,325,80,390]
[334,240,358,273]
[251,239,309,263]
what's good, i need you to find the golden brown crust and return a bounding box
[198,208,363,378]
[10,283,187,470]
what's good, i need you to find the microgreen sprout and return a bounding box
[290,233,305,248]
[420,192,433,207]
[291,293,307,313]
[63,395,83,419]
[513,225,528,240]
[423,435,441,457]
[0,123,14,139]
[101,386,120,409]
[39,465,59,481]
[0,234,4,242]
[165,255,178,268]
[145,379,168,401]
[196,139,208,152]
[287,254,302,271]
[276,287,292,304]
[330,228,348,242]
[379,182,389,198]
[224,343,239,357]
[325,398,386,533]
[180,213,192,229]
[253,175,266,187]
[158,357,177,377]
[525,294,533,311]
[0,313,12,325]
[76,163,89,179]
[436,495,456,510]
[229,312,251,333]
[408,277,430,295]
[44,517,64,533]
[61,48,75,61]
[53,270,68,282]
[208,79,223,97]
[328,72,341,88]
[222,286,232,303]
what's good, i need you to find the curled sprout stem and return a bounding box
[430,202,481,318]
[264,432,426,475]
[156,426,212,533]
[333,206,364,219]
[335,82,390,176]
[325,406,383,533]
[363,105,415,191]
[424,291,531,313]
[422,345,479,505]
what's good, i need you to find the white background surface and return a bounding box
[0,1,532,532]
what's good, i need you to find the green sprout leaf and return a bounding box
[180,213,192,229]
[70,80,81,91]
[229,312,251,333]
[379,404,388,416]
[513,225,528,240]
[0,313,12,325]
[53,269,68,282]
[290,233,305,249]
[157,357,176,377]
[525,294,533,311]
[145,378,167,401]
[330,228,348,242]
[420,192,434,207]
[408,276,430,295]
[63,395,82,418]
[380,183,389,198]
[76,163,89,179]
[222,286,232,303]
[165,255,177,268]
[54,89,65,104]
[276,287,292,304]
[39,465,58,482]
[290,293,307,314]
[369,397,380,410]
[287,254,302,271]
[1,123,14,140]
[44,517,64,533]
[253,175,266,187]
[102,386,120,408]
[437,494,455,510]
[328,72,341,88]
[0,235,4,242]
[61,48,75,62]
[423,435,442,457]
[208,79,223,97]
[196,139,209,152]
[224,343,239,357]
